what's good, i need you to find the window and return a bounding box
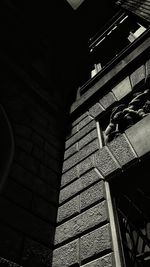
[79,11,148,89]
[89,13,147,79]
[111,163,150,267]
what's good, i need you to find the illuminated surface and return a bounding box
[66,0,85,9]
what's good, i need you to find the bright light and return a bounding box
[119,15,128,24]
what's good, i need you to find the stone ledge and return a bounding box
[107,134,138,168]
[125,114,150,158]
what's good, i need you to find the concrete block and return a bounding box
[79,139,99,161]
[78,116,93,130]
[70,124,78,136]
[61,166,79,188]
[101,253,115,267]
[125,114,150,158]
[78,154,95,176]
[72,112,89,127]
[55,201,108,245]
[60,168,103,204]
[59,179,82,204]
[52,239,79,267]
[81,168,103,190]
[75,120,96,141]
[107,134,137,168]
[63,140,99,172]
[57,196,80,223]
[130,65,145,89]
[80,181,105,210]
[65,120,96,149]
[112,76,132,100]
[66,125,78,140]
[64,143,78,160]
[100,92,117,109]
[80,224,112,263]
[78,129,97,150]
[95,147,120,178]
[82,253,115,267]
[89,103,104,118]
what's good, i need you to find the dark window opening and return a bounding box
[111,162,150,267]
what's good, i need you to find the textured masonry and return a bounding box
[0,81,65,266]
[52,59,150,267]
[55,201,108,245]
[80,224,112,263]
[52,239,80,267]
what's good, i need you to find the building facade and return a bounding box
[0,0,150,267]
[52,1,150,267]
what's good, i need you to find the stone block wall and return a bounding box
[0,75,66,266]
[52,57,150,266]
[52,111,115,267]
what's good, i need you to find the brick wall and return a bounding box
[0,73,66,266]
[52,57,150,266]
